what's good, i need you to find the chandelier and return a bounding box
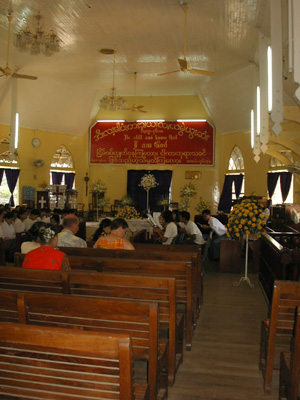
[99,49,127,111]
[15,0,60,56]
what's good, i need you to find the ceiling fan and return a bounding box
[157,2,214,77]
[287,161,300,174]
[124,72,148,113]
[0,14,37,80]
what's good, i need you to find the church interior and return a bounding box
[0,1,300,399]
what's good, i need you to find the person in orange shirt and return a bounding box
[94,218,135,250]
[22,223,70,271]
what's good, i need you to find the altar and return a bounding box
[86,219,153,241]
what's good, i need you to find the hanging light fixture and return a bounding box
[15,0,60,56]
[99,49,127,111]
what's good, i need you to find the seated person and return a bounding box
[14,207,28,233]
[22,223,70,271]
[94,218,135,250]
[92,218,112,244]
[21,221,45,254]
[24,209,40,231]
[50,214,60,225]
[179,211,205,245]
[201,209,227,259]
[57,214,87,248]
[1,211,16,262]
[153,210,178,245]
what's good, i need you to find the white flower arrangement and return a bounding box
[119,194,134,207]
[179,197,191,211]
[139,173,159,191]
[179,182,197,198]
[90,179,107,194]
[157,195,170,207]
[97,197,110,209]
[40,227,56,243]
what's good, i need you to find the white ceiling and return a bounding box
[0,0,298,136]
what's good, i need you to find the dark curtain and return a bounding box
[218,175,234,212]
[127,170,172,214]
[0,169,4,186]
[267,172,280,199]
[280,172,292,203]
[232,174,244,199]
[51,171,64,185]
[65,172,75,190]
[5,169,20,207]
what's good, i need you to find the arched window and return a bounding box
[218,147,245,212]
[268,150,293,204]
[0,137,20,206]
[50,145,75,189]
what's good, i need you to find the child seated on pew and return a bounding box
[22,223,70,271]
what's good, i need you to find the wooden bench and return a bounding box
[0,266,181,386]
[279,307,300,400]
[0,238,5,266]
[259,280,300,394]
[68,271,183,386]
[14,252,103,272]
[0,322,148,399]
[0,290,165,400]
[58,246,196,345]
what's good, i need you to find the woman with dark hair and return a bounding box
[153,210,178,245]
[21,221,45,254]
[22,223,70,271]
[94,218,135,250]
[92,218,112,243]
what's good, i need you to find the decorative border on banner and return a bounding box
[89,120,214,166]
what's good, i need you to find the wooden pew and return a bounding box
[0,238,5,266]
[0,322,148,400]
[68,271,182,386]
[0,266,181,386]
[0,290,166,400]
[14,252,103,272]
[279,307,300,400]
[259,280,300,394]
[58,246,197,340]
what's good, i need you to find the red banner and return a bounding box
[89,121,214,165]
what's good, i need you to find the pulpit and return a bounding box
[49,185,66,210]
[36,191,49,209]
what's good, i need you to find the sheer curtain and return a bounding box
[5,169,20,206]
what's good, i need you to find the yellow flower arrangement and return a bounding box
[118,206,143,220]
[226,196,269,239]
[195,197,209,214]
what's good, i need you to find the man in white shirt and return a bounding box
[24,209,40,231]
[14,208,28,233]
[179,211,205,245]
[153,210,178,245]
[201,209,227,259]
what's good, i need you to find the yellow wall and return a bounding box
[1,96,299,218]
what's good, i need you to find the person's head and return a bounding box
[99,218,112,235]
[172,209,180,223]
[18,207,28,221]
[40,208,47,218]
[202,209,211,222]
[50,214,60,225]
[37,223,58,247]
[0,209,6,222]
[15,205,21,213]
[111,218,129,238]
[180,211,190,224]
[4,211,14,225]
[27,221,47,242]
[45,208,52,217]
[62,214,79,234]
[161,210,173,224]
[29,209,40,220]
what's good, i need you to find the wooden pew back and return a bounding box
[279,307,300,400]
[260,280,300,394]
[0,322,146,400]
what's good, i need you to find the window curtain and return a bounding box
[127,170,172,214]
[51,171,64,185]
[267,172,280,199]
[0,169,4,186]
[64,172,75,190]
[5,169,20,207]
[280,172,292,203]
[232,174,244,199]
[218,175,234,212]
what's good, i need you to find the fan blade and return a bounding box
[140,109,148,113]
[188,68,214,76]
[12,73,38,80]
[157,70,180,76]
